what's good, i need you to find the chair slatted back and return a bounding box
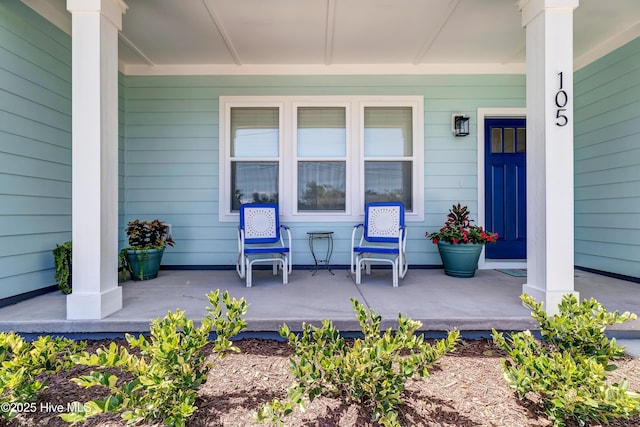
[240,204,281,244]
[364,202,405,243]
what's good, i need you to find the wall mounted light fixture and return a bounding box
[452,114,470,137]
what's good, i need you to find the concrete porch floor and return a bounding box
[0,267,639,347]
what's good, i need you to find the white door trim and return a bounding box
[477,108,527,270]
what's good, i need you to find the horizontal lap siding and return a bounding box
[124,74,524,267]
[124,77,219,266]
[574,37,640,278]
[0,1,71,299]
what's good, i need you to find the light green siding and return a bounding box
[574,37,640,278]
[123,74,525,267]
[0,1,72,299]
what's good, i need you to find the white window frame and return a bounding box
[293,101,352,217]
[359,100,421,215]
[219,96,424,222]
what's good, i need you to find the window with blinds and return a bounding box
[363,107,413,209]
[230,107,279,209]
[219,96,423,222]
[296,107,347,211]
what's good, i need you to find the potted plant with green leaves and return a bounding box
[121,219,174,281]
[426,203,498,278]
[53,241,72,294]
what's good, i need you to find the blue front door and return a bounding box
[485,118,526,259]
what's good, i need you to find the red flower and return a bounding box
[426,204,499,246]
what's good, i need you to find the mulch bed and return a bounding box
[5,338,640,427]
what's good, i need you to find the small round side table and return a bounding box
[307,231,334,275]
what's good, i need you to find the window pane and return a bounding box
[297,107,346,157]
[491,128,502,153]
[517,127,526,153]
[364,161,412,210]
[298,161,346,211]
[231,107,279,157]
[231,161,278,211]
[504,128,515,153]
[364,107,413,157]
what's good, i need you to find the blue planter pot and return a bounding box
[437,242,483,278]
[126,248,165,281]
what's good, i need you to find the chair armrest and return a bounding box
[237,227,245,252]
[280,225,292,247]
[280,225,292,268]
[399,225,407,247]
[351,223,364,247]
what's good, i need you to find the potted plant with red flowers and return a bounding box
[121,219,174,281]
[426,203,498,278]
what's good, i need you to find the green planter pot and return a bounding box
[126,248,165,281]
[437,242,484,278]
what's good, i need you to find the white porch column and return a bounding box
[66,0,128,319]
[519,0,579,313]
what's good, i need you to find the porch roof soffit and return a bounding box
[20,0,640,76]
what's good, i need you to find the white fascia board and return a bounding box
[123,62,526,76]
[574,21,640,70]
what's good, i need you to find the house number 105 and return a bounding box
[555,71,568,127]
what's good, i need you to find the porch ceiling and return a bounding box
[23,0,640,74]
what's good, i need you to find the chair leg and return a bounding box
[284,256,290,284]
[236,253,245,279]
[400,253,408,279]
[282,259,288,285]
[355,257,362,284]
[392,259,399,287]
[246,259,252,287]
[350,252,356,274]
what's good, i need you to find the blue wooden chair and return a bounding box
[351,201,408,287]
[237,203,292,287]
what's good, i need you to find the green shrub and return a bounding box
[492,293,640,427]
[257,298,459,427]
[52,241,72,294]
[61,290,248,427]
[0,332,85,418]
[528,293,635,367]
